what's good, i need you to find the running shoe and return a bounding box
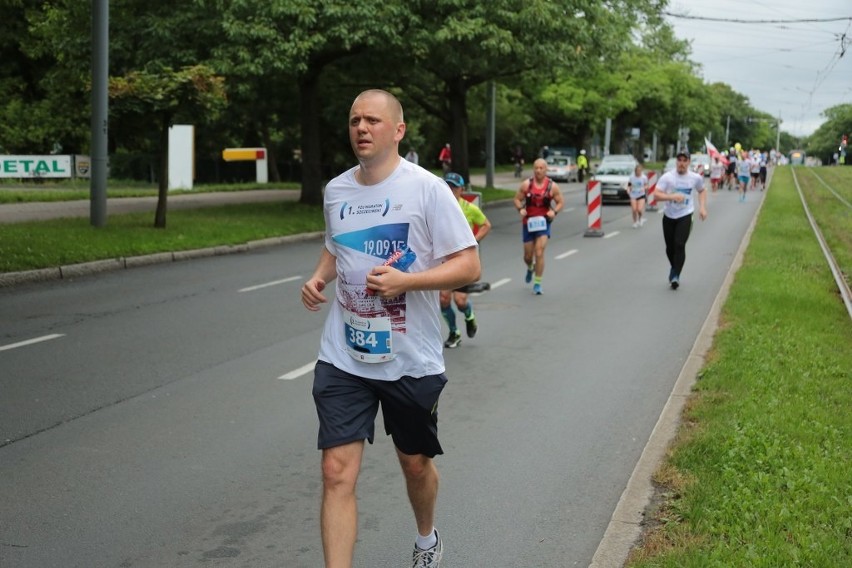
[525,267,533,284]
[632,221,639,229]
[533,283,542,295]
[412,530,443,568]
[443,331,461,349]
[639,217,647,227]
[670,275,679,290]
[465,316,477,338]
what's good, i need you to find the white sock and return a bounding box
[415,528,437,550]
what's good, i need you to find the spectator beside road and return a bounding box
[513,145,524,178]
[438,143,452,173]
[405,148,419,165]
[512,158,564,295]
[300,89,479,568]
[652,151,707,290]
[577,150,589,183]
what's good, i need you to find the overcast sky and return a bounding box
[665,0,851,140]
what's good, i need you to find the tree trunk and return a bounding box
[447,78,470,185]
[154,114,170,228]
[298,73,323,206]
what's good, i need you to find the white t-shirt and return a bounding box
[318,159,477,380]
[628,174,648,199]
[710,162,724,179]
[655,169,705,219]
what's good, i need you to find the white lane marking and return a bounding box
[555,249,578,260]
[278,360,317,380]
[0,333,65,352]
[604,231,620,239]
[563,207,575,213]
[239,276,302,293]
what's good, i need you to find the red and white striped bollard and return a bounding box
[584,180,604,237]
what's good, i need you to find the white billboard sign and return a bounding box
[0,155,73,178]
[168,125,194,190]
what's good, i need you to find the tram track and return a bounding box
[791,167,852,320]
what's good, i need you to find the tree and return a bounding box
[807,104,852,163]
[216,0,411,205]
[396,0,661,182]
[1,0,90,153]
[109,65,226,227]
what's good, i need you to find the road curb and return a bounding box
[588,190,767,567]
[0,232,324,288]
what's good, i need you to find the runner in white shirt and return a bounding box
[652,151,708,289]
[710,155,724,192]
[736,152,752,201]
[301,89,479,568]
[627,163,649,228]
[749,152,761,191]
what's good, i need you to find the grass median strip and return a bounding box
[627,167,852,566]
[0,202,325,273]
[0,184,515,274]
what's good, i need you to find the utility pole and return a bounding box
[485,81,495,188]
[90,0,108,227]
[725,115,730,147]
[776,112,782,151]
[746,115,781,150]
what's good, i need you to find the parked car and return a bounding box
[690,153,711,177]
[545,155,579,183]
[589,160,636,203]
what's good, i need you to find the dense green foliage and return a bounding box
[2,0,848,200]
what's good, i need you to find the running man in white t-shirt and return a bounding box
[301,89,479,568]
[653,151,708,289]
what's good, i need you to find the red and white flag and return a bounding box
[705,137,729,166]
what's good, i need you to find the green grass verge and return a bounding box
[0,202,325,272]
[793,168,852,289]
[627,166,852,567]
[0,183,514,273]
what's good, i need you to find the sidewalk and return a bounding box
[0,189,300,224]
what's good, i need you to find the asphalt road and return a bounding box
[0,179,763,567]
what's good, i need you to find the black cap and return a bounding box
[676,151,689,159]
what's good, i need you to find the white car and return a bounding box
[545,155,579,183]
[690,154,711,177]
[589,156,637,203]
